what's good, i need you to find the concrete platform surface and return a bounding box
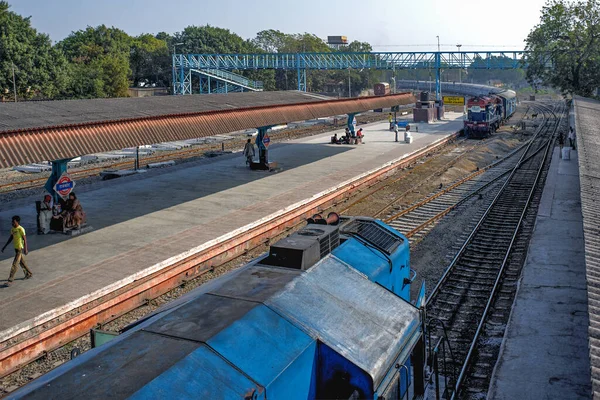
[0,114,463,340]
[488,147,591,399]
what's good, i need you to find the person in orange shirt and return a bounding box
[2,216,33,286]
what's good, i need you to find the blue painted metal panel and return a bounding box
[6,331,202,400]
[318,342,373,398]
[129,345,265,400]
[208,305,316,398]
[334,219,411,300]
[266,256,420,388]
[143,294,258,343]
[334,237,408,298]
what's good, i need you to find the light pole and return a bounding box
[11,63,17,102]
[436,36,442,100]
[348,68,351,98]
[457,44,462,83]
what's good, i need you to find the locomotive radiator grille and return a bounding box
[341,219,401,255]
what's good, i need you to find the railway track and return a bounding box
[423,101,565,399]
[381,109,546,242]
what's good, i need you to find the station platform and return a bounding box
[488,145,592,399]
[0,114,463,347]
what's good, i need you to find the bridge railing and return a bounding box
[175,51,527,71]
[198,68,263,90]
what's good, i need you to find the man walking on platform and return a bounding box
[2,216,33,286]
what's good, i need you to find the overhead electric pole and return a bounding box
[457,44,462,83]
[11,63,17,102]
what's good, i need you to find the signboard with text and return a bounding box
[53,173,76,199]
[443,96,465,106]
[262,133,271,148]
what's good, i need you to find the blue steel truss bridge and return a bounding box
[172,51,527,99]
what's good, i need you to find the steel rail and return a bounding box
[425,103,551,305]
[365,108,538,220]
[399,132,554,239]
[449,103,562,398]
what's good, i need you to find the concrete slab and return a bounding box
[0,114,464,339]
[488,147,592,400]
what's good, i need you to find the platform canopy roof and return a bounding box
[0,91,414,168]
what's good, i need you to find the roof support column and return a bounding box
[44,159,72,204]
[347,113,357,135]
[435,52,441,101]
[256,126,270,165]
[250,126,277,171]
[297,54,306,92]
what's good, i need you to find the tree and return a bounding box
[174,25,253,54]
[0,1,69,100]
[130,34,170,86]
[525,0,600,96]
[58,25,133,97]
[252,29,289,53]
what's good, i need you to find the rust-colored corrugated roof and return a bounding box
[0,92,415,168]
[574,97,600,397]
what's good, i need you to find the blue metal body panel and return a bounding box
[266,256,420,391]
[129,345,265,400]
[208,305,317,398]
[334,237,410,300]
[318,342,373,398]
[6,330,203,399]
[334,219,411,300]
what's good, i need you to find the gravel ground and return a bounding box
[0,107,529,395]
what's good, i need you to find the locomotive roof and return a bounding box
[10,255,420,398]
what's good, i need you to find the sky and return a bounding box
[10,0,546,51]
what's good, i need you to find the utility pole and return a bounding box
[11,63,17,102]
[436,36,442,100]
[457,44,462,83]
[348,68,351,98]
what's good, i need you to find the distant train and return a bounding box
[395,80,517,139]
[10,215,428,399]
[374,82,391,96]
[465,90,517,138]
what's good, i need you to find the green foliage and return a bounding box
[0,1,69,100]
[175,25,254,54]
[58,25,133,97]
[525,0,600,96]
[130,34,170,86]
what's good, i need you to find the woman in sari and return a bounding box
[63,193,85,230]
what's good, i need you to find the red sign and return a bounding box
[54,173,76,199]
[263,133,271,148]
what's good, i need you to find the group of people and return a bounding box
[558,126,577,157]
[38,193,86,234]
[331,128,364,145]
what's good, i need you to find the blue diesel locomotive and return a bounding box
[9,216,426,400]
